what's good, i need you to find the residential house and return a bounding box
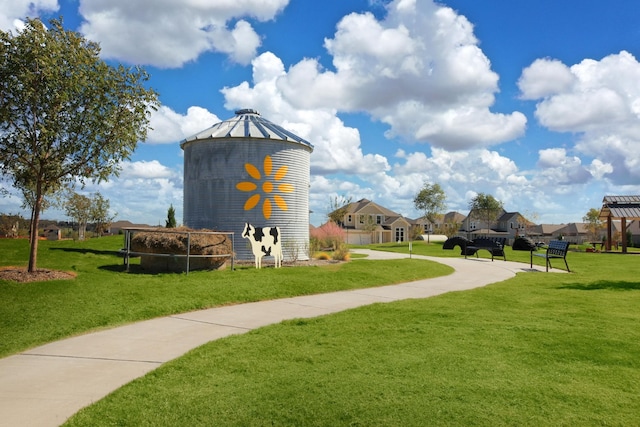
[334,199,413,245]
[459,210,535,242]
[43,225,61,241]
[432,211,466,235]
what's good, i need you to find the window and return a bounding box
[359,215,364,224]
[376,215,382,224]
[395,227,405,242]
[347,214,352,223]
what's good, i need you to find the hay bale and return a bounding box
[131,227,232,272]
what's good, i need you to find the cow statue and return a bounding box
[242,223,284,269]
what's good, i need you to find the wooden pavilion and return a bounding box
[599,195,640,253]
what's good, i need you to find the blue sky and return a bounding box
[2,0,640,226]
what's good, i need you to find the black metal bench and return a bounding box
[464,237,506,261]
[530,240,570,272]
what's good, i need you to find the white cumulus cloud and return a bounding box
[147,106,220,144]
[519,51,640,185]
[275,0,526,150]
[77,0,290,67]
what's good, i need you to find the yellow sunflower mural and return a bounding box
[236,155,294,220]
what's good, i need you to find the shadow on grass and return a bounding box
[49,247,121,257]
[97,264,162,275]
[559,280,640,291]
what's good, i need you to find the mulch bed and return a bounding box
[0,266,77,283]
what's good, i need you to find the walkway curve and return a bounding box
[0,251,550,427]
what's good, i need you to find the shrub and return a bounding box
[331,243,350,261]
[310,221,346,251]
[314,252,331,260]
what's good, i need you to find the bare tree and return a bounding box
[327,195,352,226]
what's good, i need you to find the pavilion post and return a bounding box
[621,217,627,253]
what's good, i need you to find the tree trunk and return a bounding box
[28,191,44,272]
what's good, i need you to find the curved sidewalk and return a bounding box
[0,251,551,427]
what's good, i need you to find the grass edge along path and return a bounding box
[0,236,453,357]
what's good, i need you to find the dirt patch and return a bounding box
[0,266,77,283]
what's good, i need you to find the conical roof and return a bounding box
[180,109,313,150]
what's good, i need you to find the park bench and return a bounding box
[530,240,570,272]
[463,237,507,261]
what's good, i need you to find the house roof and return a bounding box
[531,224,565,235]
[599,195,640,220]
[443,211,466,223]
[110,220,152,229]
[555,223,589,235]
[343,199,400,217]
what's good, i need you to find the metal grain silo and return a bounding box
[181,109,314,261]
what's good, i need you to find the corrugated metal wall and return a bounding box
[183,138,311,261]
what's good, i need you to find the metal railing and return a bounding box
[121,228,234,274]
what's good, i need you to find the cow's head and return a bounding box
[242,223,253,238]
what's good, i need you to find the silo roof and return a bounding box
[180,109,313,150]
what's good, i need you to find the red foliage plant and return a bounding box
[310,221,346,250]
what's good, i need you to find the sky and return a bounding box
[1,0,640,227]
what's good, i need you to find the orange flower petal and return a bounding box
[244,194,261,211]
[274,195,288,211]
[263,198,272,219]
[263,155,272,176]
[274,165,288,181]
[236,182,257,192]
[245,163,261,180]
[278,183,294,193]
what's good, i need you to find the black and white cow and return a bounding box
[242,223,283,269]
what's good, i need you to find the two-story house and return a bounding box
[461,209,530,241]
[334,199,413,245]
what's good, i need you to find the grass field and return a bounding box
[2,236,640,425]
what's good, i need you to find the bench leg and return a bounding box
[563,257,570,273]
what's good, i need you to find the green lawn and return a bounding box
[65,240,640,426]
[3,237,640,425]
[0,236,452,357]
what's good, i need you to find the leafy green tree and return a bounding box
[64,192,92,240]
[91,192,115,236]
[468,193,504,235]
[0,18,158,271]
[166,204,177,228]
[65,191,114,238]
[583,208,603,242]
[414,182,446,242]
[414,182,446,224]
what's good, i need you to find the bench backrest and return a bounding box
[472,237,503,248]
[547,240,569,256]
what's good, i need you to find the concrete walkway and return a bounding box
[0,251,553,426]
